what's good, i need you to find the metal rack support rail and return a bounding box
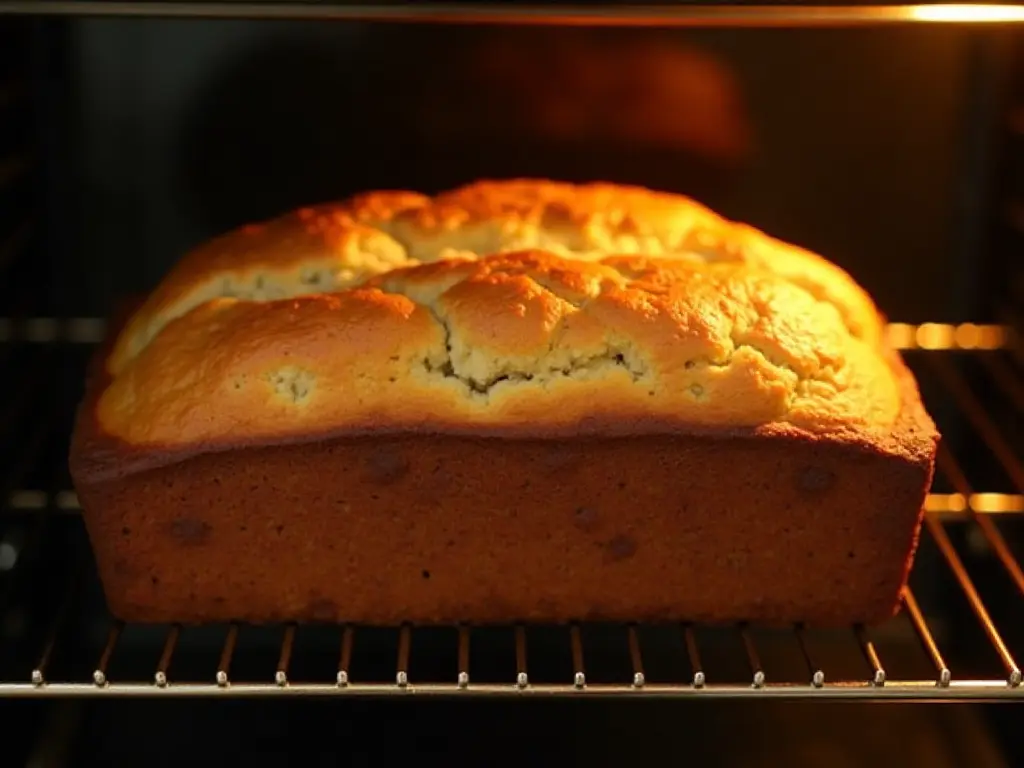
[2,2,1024,25]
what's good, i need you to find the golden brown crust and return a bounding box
[96,250,906,456]
[94,179,923,462]
[106,179,883,379]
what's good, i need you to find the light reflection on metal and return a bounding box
[0,318,1007,350]
[886,322,1008,350]
[1,3,1024,26]
[909,3,1024,21]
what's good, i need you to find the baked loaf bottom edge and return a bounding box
[73,424,932,628]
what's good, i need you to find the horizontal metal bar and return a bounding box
[1,2,1024,25]
[925,492,1024,516]
[885,323,1008,351]
[11,490,1019,517]
[0,319,1000,350]
[2,680,1020,699]
[0,317,106,344]
[0,320,1006,348]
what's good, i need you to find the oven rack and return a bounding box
[0,322,1022,700]
[0,593,1022,700]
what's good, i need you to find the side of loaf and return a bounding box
[70,179,939,627]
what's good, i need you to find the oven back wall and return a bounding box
[55,20,1000,324]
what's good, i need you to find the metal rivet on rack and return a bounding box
[683,625,705,689]
[154,625,180,687]
[457,625,470,689]
[570,625,586,689]
[337,626,353,687]
[92,623,123,688]
[396,624,411,688]
[902,588,951,687]
[739,624,765,689]
[627,625,644,688]
[216,624,239,687]
[855,625,887,687]
[276,625,296,687]
[31,568,79,688]
[794,625,825,688]
[515,625,528,689]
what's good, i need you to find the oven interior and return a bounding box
[1,7,1024,766]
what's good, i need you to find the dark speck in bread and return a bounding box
[797,466,836,494]
[366,449,410,484]
[604,534,637,562]
[574,506,599,531]
[168,518,212,546]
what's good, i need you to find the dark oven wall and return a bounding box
[40,19,1012,325]
[995,33,1024,329]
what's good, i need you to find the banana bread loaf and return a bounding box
[70,179,938,627]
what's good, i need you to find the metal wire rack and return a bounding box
[0,321,1022,700]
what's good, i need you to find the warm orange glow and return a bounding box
[926,493,968,513]
[909,3,1024,22]
[926,493,1024,514]
[970,493,1024,513]
[885,323,917,350]
[886,323,1007,350]
[915,322,956,350]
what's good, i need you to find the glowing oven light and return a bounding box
[910,4,1024,23]
[884,322,1007,350]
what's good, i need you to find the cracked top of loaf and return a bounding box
[94,179,922,451]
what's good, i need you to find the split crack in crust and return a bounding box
[420,304,647,398]
[93,179,908,448]
[374,256,832,406]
